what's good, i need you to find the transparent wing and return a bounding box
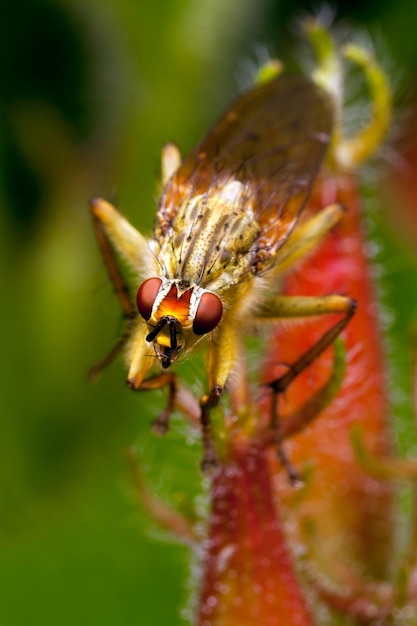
[159,74,333,261]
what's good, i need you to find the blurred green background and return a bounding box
[2,0,417,624]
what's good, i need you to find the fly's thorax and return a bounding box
[156,180,261,290]
[136,277,223,368]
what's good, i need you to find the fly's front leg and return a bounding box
[257,294,356,483]
[130,371,178,435]
[199,325,239,471]
[127,323,201,436]
[125,323,178,434]
[199,386,223,472]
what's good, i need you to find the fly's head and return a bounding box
[136,278,223,368]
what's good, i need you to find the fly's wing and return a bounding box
[159,74,333,267]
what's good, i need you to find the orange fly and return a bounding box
[90,71,356,476]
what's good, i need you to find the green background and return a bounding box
[1,1,417,624]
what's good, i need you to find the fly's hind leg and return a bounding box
[266,296,356,394]
[258,294,356,483]
[255,197,357,481]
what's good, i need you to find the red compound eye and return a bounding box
[193,292,223,336]
[136,278,162,320]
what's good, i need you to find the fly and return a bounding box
[90,72,355,478]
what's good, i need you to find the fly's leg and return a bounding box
[279,338,346,441]
[265,296,356,388]
[90,198,179,431]
[129,368,202,438]
[89,198,138,378]
[304,18,391,170]
[90,197,143,316]
[272,203,345,276]
[90,197,151,272]
[129,372,178,435]
[259,339,346,465]
[269,384,302,485]
[258,294,356,483]
[199,386,223,472]
[127,327,201,436]
[198,325,241,471]
[89,327,134,383]
[257,294,354,321]
[256,197,355,480]
[125,323,180,436]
